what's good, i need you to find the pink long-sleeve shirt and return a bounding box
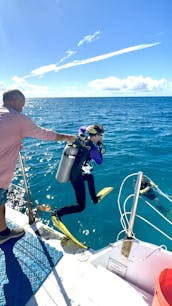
[0,107,57,189]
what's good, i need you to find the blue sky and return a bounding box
[0,0,171,98]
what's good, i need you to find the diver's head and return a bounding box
[86,124,104,144]
[141,176,146,183]
[86,124,104,136]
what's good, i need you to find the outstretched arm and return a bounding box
[20,114,76,142]
[56,133,76,143]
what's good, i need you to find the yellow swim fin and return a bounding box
[52,216,88,249]
[97,187,113,203]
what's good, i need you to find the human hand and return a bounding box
[56,133,76,143]
[97,141,102,146]
[97,141,106,154]
[65,135,76,143]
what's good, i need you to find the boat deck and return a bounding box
[3,207,154,306]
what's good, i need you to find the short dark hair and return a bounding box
[3,89,25,105]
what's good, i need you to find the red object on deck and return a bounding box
[152,269,172,306]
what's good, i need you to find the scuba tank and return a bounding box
[56,143,79,183]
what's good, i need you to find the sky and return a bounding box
[0,0,172,98]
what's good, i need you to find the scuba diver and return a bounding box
[53,124,105,220]
[140,176,159,204]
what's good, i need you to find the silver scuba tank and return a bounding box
[56,143,79,183]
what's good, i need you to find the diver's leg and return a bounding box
[86,174,99,203]
[56,177,86,218]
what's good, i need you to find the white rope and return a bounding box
[120,194,134,231]
[143,199,172,226]
[117,172,138,229]
[144,174,172,203]
[136,214,172,241]
[117,172,172,244]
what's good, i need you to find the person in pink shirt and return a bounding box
[0,89,76,244]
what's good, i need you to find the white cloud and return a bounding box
[88,75,168,94]
[77,31,101,47]
[2,74,171,98]
[169,82,172,90]
[56,31,101,65]
[2,76,49,97]
[30,64,57,77]
[58,50,77,64]
[29,42,160,77]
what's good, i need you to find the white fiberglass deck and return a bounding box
[5,207,154,306]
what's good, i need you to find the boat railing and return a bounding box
[7,152,35,224]
[117,171,172,246]
[125,171,143,238]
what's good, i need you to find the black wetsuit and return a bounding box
[57,138,102,218]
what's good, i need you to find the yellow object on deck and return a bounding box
[52,216,88,249]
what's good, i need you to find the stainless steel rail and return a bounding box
[19,152,35,224]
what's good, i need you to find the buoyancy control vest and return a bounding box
[56,136,91,183]
[70,138,92,180]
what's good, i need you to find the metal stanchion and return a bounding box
[121,171,143,258]
[19,152,35,224]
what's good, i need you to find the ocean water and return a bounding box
[12,97,172,251]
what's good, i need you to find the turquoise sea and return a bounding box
[13,97,172,251]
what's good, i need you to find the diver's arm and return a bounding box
[90,146,103,164]
[140,182,151,194]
